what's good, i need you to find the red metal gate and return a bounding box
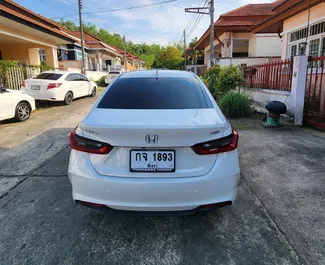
[304,56,325,129]
[244,59,293,91]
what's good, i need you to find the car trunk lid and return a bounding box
[80,108,229,178]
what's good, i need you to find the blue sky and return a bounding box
[14,0,273,45]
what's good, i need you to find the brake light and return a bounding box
[69,128,112,154]
[47,83,62,90]
[192,129,238,155]
[21,80,26,88]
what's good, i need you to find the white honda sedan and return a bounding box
[68,70,240,215]
[21,71,98,105]
[0,87,35,122]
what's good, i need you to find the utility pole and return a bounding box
[78,0,85,74]
[123,35,128,72]
[183,29,186,70]
[185,0,214,67]
[209,0,214,66]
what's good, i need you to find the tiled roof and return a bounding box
[221,3,275,17]
[215,19,257,26]
[0,0,74,41]
[250,0,307,32]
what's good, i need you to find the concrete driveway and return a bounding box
[0,105,324,264]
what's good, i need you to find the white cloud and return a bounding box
[81,0,275,45]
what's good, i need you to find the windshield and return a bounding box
[97,77,212,109]
[34,73,63,80]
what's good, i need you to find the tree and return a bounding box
[189,37,198,49]
[54,19,166,70]
[57,19,78,31]
[157,46,184,70]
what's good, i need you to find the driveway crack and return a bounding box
[241,175,308,265]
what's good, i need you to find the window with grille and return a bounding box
[309,39,320,57]
[290,44,297,57]
[322,37,325,56]
[310,21,325,37]
[290,27,308,42]
[39,49,46,62]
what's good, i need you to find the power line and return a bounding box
[52,0,180,20]
[186,0,208,39]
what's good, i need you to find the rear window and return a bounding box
[34,73,63,80]
[108,71,121,75]
[97,77,212,109]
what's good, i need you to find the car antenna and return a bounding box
[156,70,159,80]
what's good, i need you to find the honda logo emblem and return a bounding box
[145,134,158,144]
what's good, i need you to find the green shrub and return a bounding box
[40,61,51,71]
[217,66,243,96]
[202,65,243,100]
[202,65,220,97]
[219,91,252,118]
[95,75,106,87]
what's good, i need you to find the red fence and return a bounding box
[304,56,325,129]
[244,59,293,91]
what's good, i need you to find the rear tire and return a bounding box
[90,87,97,97]
[14,102,31,122]
[64,91,73,105]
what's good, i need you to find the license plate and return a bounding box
[130,150,175,172]
[31,85,40,90]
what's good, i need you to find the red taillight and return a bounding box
[192,129,238,155]
[69,128,112,154]
[21,80,26,88]
[47,83,62,90]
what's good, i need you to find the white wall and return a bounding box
[245,88,291,110]
[217,57,279,66]
[86,71,107,81]
[248,37,257,57]
[255,35,282,57]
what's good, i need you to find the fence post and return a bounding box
[290,55,308,125]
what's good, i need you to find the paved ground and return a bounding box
[0,94,101,177]
[1,102,325,264]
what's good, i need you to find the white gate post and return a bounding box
[290,55,308,125]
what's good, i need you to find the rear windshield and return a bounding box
[97,77,212,109]
[34,73,63,80]
[108,71,121,75]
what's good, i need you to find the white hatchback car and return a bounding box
[0,87,35,122]
[68,70,240,215]
[21,71,98,105]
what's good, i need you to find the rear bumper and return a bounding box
[75,200,232,216]
[68,150,240,212]
[21,89,62,101]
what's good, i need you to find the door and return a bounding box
[65,73,78,97]
[0,90,13,120]
[75,74,89,97]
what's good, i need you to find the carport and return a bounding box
[0,0,74,68]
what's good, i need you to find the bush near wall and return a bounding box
[201,65,243,100]
[219,90,252,118]
[94,76,106,87]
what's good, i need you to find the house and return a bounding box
[0,0,145,79]
[194,1,283,67]
[0,0,75,68]
[57,28,123,72]
[249,0,325,129]
[250,0,325,59]
[110,45,145,71]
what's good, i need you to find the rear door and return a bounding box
[65,73,77,96]
[74,74,89,97]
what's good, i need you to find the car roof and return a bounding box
[119,70,196,79]
[41,71,83,75]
